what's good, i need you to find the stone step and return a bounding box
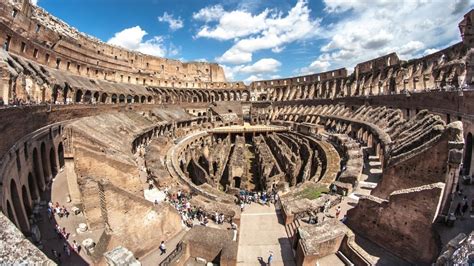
[368,155,379,160]
[359,181,377,189]
[369,161,382,167]
[348,193,361,202]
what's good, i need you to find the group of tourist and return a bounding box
[238,189,279,211]
[47,201,81,263]
[47,201,70,220]
[162,189,226,229]
[454,195,471,217]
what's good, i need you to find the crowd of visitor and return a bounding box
[47,200,82,264]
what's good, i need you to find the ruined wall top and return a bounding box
[459,9,474,47]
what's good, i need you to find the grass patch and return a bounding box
[296,186,330,200]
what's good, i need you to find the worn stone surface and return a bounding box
[0,212,54,265]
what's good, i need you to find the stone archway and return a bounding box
[32,148,44,191]
[58,142,65,169]
[28,173,39,202]
[75,90,83,103]
[40,142,50,184]
[6,200,15,223]
[101,93,108,103]
[50,147,57,177]
[10,179,29,233]
[83,90,92,103]
[21,185,32,218]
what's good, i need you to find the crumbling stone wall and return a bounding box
[347,183,445,264]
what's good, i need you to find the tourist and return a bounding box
[336,206,341,219]
[267,251,273,266]
[159,241,166,255]
[47,206,53,220]
[454,202,462,216]
[240,202,245,212]
[55,224,62,239]
[63,242,71,256]
[461,201,469,216]
[323,199,330,213]
[201,216,209,226]
[52,249,61,263]
[72,240,79,253]
[462,196,468,205]
[63,206,70,218]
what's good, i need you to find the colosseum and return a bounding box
[0,0,473,265]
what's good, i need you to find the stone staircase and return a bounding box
[284,218,301,245]
[347,151,382,202]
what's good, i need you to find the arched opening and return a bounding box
[93,91,100,102]
[63,84,70,104]
[75,90,83,103]
[147,96,153,103]
[141,96,146,103]
[463,132,473,175]
[83,90,92,103]
[127,95,133,103]
[11,180,29,233]
[101,93,108,103]
[233,176,241,188]
[119,94,125,103]
[32,148,44,191]
[21,185,32,218]
[28,173,39,202]
[6,200,15,223]
[52,85,59,103]
[134,95,139,103]
[111,94,118,103]
[40,142,50,184]
[50,147,57,177]
[58,142,65,169]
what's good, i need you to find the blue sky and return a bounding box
[36,0,473,83]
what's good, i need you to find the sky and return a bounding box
[34,0,473,83]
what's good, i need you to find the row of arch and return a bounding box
[3,133,65,234]
[150,87,250,103]
[52,85,154,104]
[51,84,250,105]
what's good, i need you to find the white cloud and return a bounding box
[196,9,269,41]
[297,60,331,75]
[192,5,225,22]
[297,0,473,75]
[194,0,320,64]
[158,12,184,31]
[240,58,281,74]
[423,48,440,56]
[30,0,38,5]
[323,0,397,14]
[451,0,471,15]
[221,58,281,81]
[244,74,262,83]
[399,41,425,55]
[107,26,177,57]
[217,49,253,65]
